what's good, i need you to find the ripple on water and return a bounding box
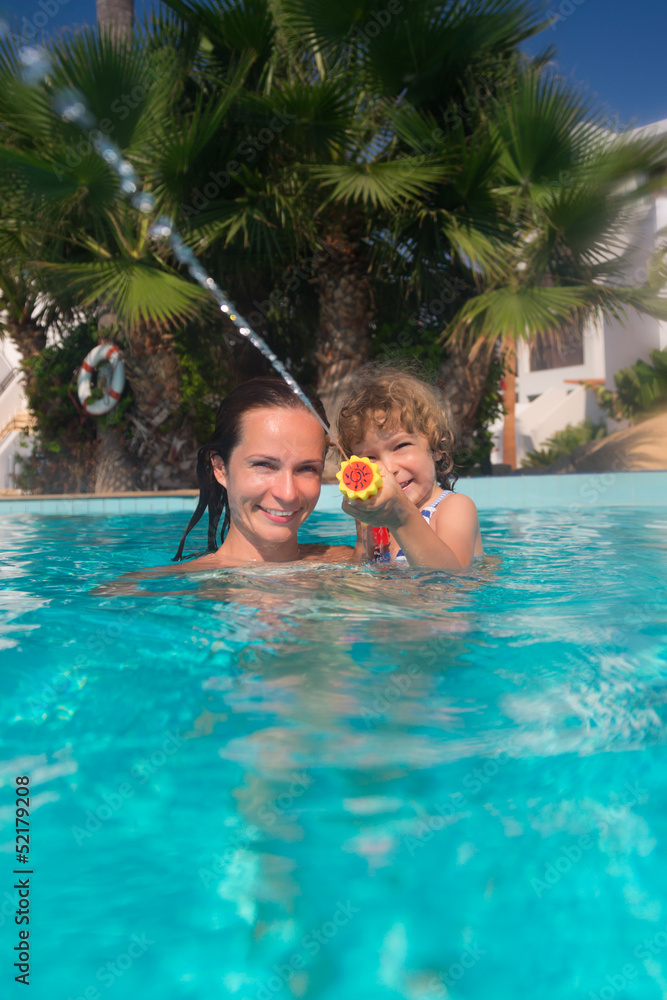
[1,508,667,999]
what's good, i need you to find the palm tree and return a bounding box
[0,30,211,489]
[272,4,667,460]
[156,0,550,430]
[96,0,134,41]
[440,70,667,461]
[5,0,667,490]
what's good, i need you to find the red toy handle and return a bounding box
[372,527,390,546]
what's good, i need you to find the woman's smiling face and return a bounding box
[211,406,326,557]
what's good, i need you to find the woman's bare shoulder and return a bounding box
[91,551,227,596]
[135,551,225,577]
[299,543,358,564]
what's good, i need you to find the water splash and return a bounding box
[151,218,336,446]
[17,44,345,455]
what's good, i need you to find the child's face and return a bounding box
[351,419,442,510]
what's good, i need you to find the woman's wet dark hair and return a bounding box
[174,377,329,560]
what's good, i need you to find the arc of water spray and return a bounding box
[12,41,348,459]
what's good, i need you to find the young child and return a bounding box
[337,363,484,571]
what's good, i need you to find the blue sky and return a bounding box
[2,0,666,128]
[522,0,667,128]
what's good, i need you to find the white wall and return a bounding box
[601,194,666,382]
[516,315,606,404]
[0,429,31,490]
[0,340,30,490]
[500,140,667,468]
[515,385,607,463]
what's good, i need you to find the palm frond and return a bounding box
[489,71,600,203]
[35,259,209,328]
[312,159,445,208]
[160,0,275,64]
[239,78,359,158]
[448,284,595,345]
[449,279,667,349]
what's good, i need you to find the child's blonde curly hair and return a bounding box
[337,361,457,490]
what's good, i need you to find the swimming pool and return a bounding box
[2,489,667,1000]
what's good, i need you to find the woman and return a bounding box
[173,377,359,568]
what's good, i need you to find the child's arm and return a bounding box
[391,493,481,570]
[342,469,481,571]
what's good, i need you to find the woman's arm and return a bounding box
[353,520,375,562]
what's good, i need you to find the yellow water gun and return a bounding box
[336,456,383,501]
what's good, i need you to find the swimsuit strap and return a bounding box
[393,490,454,561]
[424,489,452,513]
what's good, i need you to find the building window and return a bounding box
[529,322,584,371]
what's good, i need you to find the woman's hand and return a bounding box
[341,462,414,531]
[352,519,375,561]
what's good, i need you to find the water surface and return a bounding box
[2,507,667,1000]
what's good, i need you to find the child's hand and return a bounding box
[341,462,414,530]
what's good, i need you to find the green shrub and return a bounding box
[522,419,607,467]
[454,355,505,476]
[591,347,667,420]
[14,321,130,493]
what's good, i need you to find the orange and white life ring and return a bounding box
[77,343,125,416]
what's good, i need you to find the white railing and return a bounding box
[515,384,606,464]
[0,372,27,439]
[0,368,32,489]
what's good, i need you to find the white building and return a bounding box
[0,339,32,491]
[492,118,667,467]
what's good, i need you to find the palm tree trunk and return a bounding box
[502,351,517,469]
[95,424,138,492]
[313,238,372,473]
[123,324,197,491]
[6,317,47,399]
[96,0,134,41]
[92,323,195,493]
[7,320,46,360]
[437,340,493,455]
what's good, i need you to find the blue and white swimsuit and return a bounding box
[377,489,454,563]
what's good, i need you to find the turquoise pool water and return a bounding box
[2,506,667,1000]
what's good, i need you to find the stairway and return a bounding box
[0,366,33,489]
